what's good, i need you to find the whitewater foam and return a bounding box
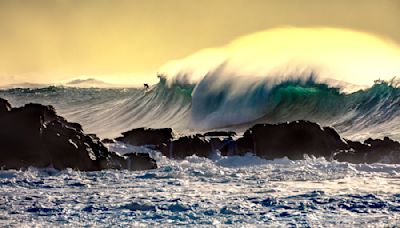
[1,148,399,226]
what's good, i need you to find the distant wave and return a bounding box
[0,79,193,138]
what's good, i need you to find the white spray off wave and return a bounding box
[159,27,400,129]
[160,27,400,85]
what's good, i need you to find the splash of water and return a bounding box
[160,27,400,87]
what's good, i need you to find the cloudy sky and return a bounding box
[0,0,399,85]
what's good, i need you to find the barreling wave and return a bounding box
[188,71,400,141]
[242,76,400,141]
[0,74,399,140]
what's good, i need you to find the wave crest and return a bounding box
[1,75,399,140]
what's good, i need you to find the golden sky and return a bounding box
[0,0,399,85]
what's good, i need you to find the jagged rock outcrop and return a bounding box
[101,138,116,144]
[156,131,238,159]
[217,121,400,163]
[220,121,349,160]
[0,98,157,171]
[203,131,236,137]
[160,135,212,159]
[0,98,11,113]
[104,152,157,170]
[115,121,400,163]
[334,137,400,164]
[116,127,173,146]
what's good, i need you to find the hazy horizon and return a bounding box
[0,0,400,86]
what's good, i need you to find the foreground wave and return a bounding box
[1,155,399,226]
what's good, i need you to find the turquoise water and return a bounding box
[1,77,399,140]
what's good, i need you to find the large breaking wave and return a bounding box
[0,73,399,141]
[1,28,400,139]
[1,27,399,227]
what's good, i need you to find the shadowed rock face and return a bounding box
[4,96,398,166]
[203,131,236,137]
[160,135,212,159]
[101,138,116,144]
[223,122,400,163]
[0,98,11,113]
[219,130,253,157]
[0,98,157,171]
[334,137,400,164]
[105,152,157,170]
[121,121,400,164]
[222,121,349,160]
[116,128,173,146]
[153,131,237,160]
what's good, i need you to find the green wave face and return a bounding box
[0,76,399,140]
[189,75,400,139]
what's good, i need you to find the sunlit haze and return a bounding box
[160,28,400,87]
[0,0,399,86]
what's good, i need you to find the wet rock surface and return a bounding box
[159,135,212,159]
[2,97,399,167]
[115,127,173,146]
[105,152,157,170]
[221,121,349,160]
[222,121,400,163]
[0,98,157,171]
[335,137,400,164]
[121,121,400,163]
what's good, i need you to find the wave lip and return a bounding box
[1,75,400,140]
[188,71,400,141]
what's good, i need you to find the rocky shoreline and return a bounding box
[114,121,400,164]
[1,98,399,171]
[0,98,156,171]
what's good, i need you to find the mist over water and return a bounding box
[160,28,400,86]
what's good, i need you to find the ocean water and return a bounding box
[1,146,399,226]
[1,75,400,226]
[1,76,400,141]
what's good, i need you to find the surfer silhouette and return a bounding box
[374,78,383,84]
[144,84,149,90]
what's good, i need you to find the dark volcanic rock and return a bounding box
[0,98,157,171]
[0,98,11,113]
[105,152,157,170]
[203,131,237,154]
[101,138,116,144]
[116,127,173,146]
[154,132,237,159]
[220,120,349,160]
[219,130,253,156]
[217,121,400,163]
[160,135,212,159]
[112,120,400,164]
[204,131,236,137]
[335,137,400,164]
[124,152,157,170]
[208,137,233,154]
